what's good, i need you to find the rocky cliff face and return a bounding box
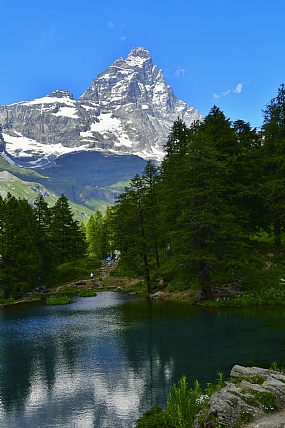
[0,47,202,167]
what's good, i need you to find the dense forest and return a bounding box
[0,193,86,298]
[1,84,285,300]
[107,84,285,297]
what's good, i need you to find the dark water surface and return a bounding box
[1,292,285,427]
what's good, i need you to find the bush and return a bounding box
[135,374,227,428]
[166,376,202,428]
[0,298,15,305]
[135,406,171,428]
[46,295,72,305]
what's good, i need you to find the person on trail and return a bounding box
[90,272,94,280]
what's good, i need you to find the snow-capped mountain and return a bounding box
[0,47,202,168]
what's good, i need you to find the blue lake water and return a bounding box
[0,292,285,427]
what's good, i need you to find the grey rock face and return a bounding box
[0,48,202,166]
[194,365,285,428]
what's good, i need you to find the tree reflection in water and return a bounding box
[0,295,284,427]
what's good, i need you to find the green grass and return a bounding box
[46,295,72,305]
[0,297,15,305]
[46,257,101,287]
[196,232,285,307]
[77,289,97,297]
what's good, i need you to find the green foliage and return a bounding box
[254,391,276,412]
[0,297,15,305]
[165,376,202,428]
[135,373,228,428]
[240,387,277,412]
[240,410,253,423]
[269,361,279,371]
[261,84,285,248]
[0,194,42,297]
[46,258,101,287]
[3,86,285,302]
[135,406,171,428]
[111,161,161,293]
[137,368,278,428]
[78,289,97,297]
[86,210,109,259]
[0,193,89,298]
[111,109,262,298]
[200,259,285,307]
[50,194,87,265]
[135,376,204,428]
[46,295,72,305]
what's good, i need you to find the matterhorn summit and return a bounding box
[0,47,202,167]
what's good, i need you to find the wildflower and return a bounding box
[196,394,209,405]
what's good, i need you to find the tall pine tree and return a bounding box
[50,194,86,264]
[160,109,249,297]
[261,84,285,248]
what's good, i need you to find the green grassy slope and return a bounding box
[0,152,146,215]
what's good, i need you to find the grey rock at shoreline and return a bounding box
[194,364,285,428]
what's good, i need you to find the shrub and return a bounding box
[0,298,15,305]
[46,295,72,305]
[135,406,171,428]
[165,376,202,428]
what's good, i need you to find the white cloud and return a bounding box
[234,83,243,93]
[174,66,185,77]
[213,82,243,99]
[40,25,56,46]
[119,36,126,41]
[108,21,114,28]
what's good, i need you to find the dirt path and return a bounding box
[51,260,141,294]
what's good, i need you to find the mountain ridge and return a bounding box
[0,47,202,214]
[0,47,202,167]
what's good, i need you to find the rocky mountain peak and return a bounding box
[0,47,203,166]
[128,47,152,59]
[47,90,75,100]
[126,47,153,67]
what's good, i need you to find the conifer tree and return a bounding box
[141,161,162,269]
[50,194,86,264]
[261,84,285,248]
[33,194,53,283]
[0,194,40,297]
[160,109,249,298]
[159,118,192,261]
[86,210,107,259]
[232,120,264,233]
[112,170,161,292]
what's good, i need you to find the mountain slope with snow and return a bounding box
[0,47,202,167]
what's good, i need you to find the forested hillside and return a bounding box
[1,85,285,301]
[109,85,285,297]
[0,193,86,298]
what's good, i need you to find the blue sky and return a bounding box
[0,0,284,129]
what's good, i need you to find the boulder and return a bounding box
[151,291,169,298]
[194,365,285,427]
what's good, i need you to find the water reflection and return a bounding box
[1,294,285,427]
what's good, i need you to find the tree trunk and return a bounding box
[274,213,282,249]
[143,254,151,294]
[199,259,214,300]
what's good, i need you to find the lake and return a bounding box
[0,292,285,427]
